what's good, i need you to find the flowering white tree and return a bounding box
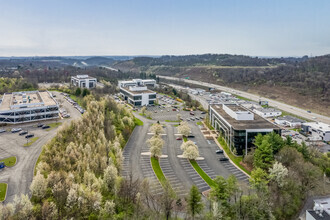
[183,145,200,160]
[180,140,196,152]
[149,123,164,135]
[12,194,33,219]
[141,106,147,115]
[269,161,288,187]
[30,171,48,200]
[104,165,118,191]
[147,135,164,157]
[177,113,181,121]
[177,121,191,137]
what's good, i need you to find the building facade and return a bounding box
[253,108,282,118]
[120,86,156,106]
[71,75,97,88]
[275,115,305,127]
[118,79,156,88]
[0,91,59,124]
[302,122,330,142]
[209,104,281,155]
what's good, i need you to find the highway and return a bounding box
[159,75,330,124]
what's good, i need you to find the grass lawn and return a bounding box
[134,117,144,126]
[217,136,251,175]
[196,121,202,125]
[165,120,180,123]
[173,124,180,127]
[69,94,83,106]
[46,122,62,131]
[151,157,167,186]
[190,160,216,187]
[0,183,8,202]
[235,95,253,101]
[183,136,188,142]
[0,156,17,167]
[24,137,40,147]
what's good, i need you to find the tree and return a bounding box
[269,161,288,188]
[253,139,274,170]
[161,181,176,220]
[145,111,152,119]
[249,168,269,191]
[12,194,33,220]
[141,106,147,115]
[177,121,191,137]
[82,88,90,97]
[180,140,197,152]
[176,114,181,121]
[187,185,203,219]
[183,145,199,160]
[75,87,81,96]
[149,123,164,135]
[104,165,118,192]
[30,171,48,201]
[146,135,164,157]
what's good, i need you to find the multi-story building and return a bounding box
[209,104,281,155]
[302,122,330,142]
[306,197,330,220]
[275,115,305,127]
[119,85,156,106]
[253,108,282,118]
[71,75,97,88]
[0,90,59,124]
[118,79,156,88]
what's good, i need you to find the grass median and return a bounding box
[150,157,167,186]
[165,120,180,123]
[46,122,62,131]
[217,136,250,175]
[190,160,216,187]
[0,156,17,167]
[0,183,8,202]
[24,137,40,147]
[134,117,144,126]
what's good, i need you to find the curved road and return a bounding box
[159,75,330,124]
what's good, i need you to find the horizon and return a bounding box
[1,0,330,57]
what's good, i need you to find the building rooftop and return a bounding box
[255,108,282,113]
[0,91,57,111]
[303,122,330,132]
[307,210,330,220]
[72,75,96,80]
[277,115,305,123]
[210,104,280,130]
[120,86,156,95]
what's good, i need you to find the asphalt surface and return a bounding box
[159,75,330,124]
[0,91,82,204]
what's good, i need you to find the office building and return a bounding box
[302,122,330,142]
[118,79,156,88]
[275,115,305,127]
[253,108,282,118]
[120,85,156,106]
[71,75,97,88]
[306,197,330,220]
[209,104,281,155]
[0,90,59,124]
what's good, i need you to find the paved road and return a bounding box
[0,91,82,204]
[159,75,330,124]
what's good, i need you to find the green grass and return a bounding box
[235,95,253,101]
[291,128,302,132]
[173,124,180,127]
[151,157,167,186]
[280,110,311,122]
[24,137,40,147]
[183,136,188,142]
[0,183,8,202]
[134,117,144,126]
[217,136,251,175]
[0,156,16,167]
[190,160,216,187]
[196,121,202,125]
[69,94,83,106]
[165,120,180,122]
[46,122,62,131]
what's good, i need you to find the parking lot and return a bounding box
[0,91,82,203]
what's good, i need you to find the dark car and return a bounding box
[201,112,206,114]
[176,137,182,140]
[19,131,28,136]
[42,125,50,129]
[190,112,195,115]
[37,124,44,128]
[187,135,195,138]
[216,149,224,154]
[219,157,229,161]
[25,134,34,139]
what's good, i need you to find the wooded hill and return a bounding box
[113,54,330,116]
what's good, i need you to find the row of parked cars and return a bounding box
[59,108,70,118]
[11,128,34,138]
[64,95,85,114]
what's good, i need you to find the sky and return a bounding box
[0,0,330,57]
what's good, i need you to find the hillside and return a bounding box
[113,54,330,116]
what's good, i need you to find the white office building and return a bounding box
[0,90,59,124]
[275,115,305,127]
[118,79,156,88]
[303,122,330,142]
[253,108,282,118]
[71,75,97,88]
[120,85,156,106]
[306,197,330,220]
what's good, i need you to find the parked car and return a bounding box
[216,149,224,154]
[11,128,22,133]
[187,135,195,138]
[42,125,50,129]
[0,129,6,133]
[25,134,34,139]
[201,112,206,114]
[219,157,229,161]
[37,124,44,128]
[19,131,28,136]
[190,112,195,115]
[176,137,182,140]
